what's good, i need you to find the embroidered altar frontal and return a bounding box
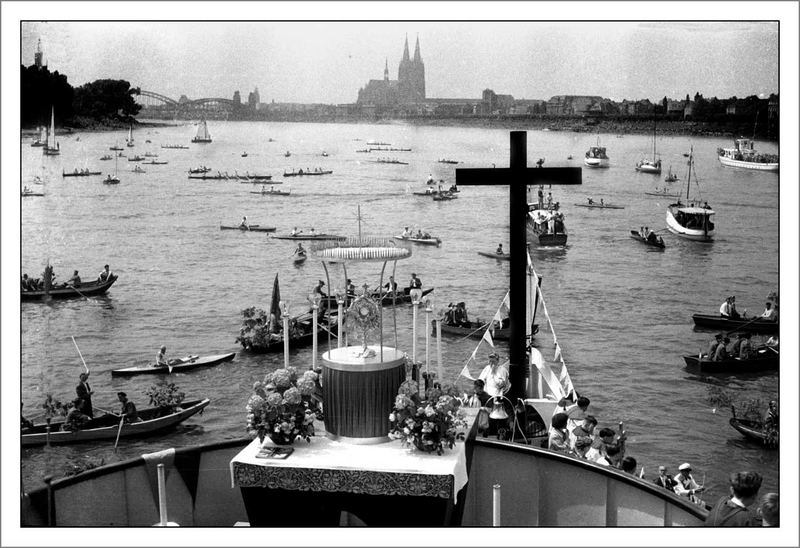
[322,346,405,443]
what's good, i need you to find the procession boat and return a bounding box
[250,189,291,196]
[477,251,510,261]
[219,225,277,232]
[682,346,778,373]
[370,147,411,152]
[109,145,123,151]
[583,136,609,168]
[438,321,510,340]
[127,155,145,162]
[717,138,779,172]
[438,159,459,164]
[374,159,409,165]
[239,314,339,354]
[240,179,282,185]
[666,148,715,241]
[21,275,118,301]
[691,313,778,334]
[729,408,778,448]
[142,160,168,165]
[192,119,212,143]
[271,233,346,241]
[319,287,435,309]
[629,230,665,249]
[99,155,113,161]
[664,166,679,183]
[62,170,102,177]
[412,187,458,196]
[20,399,210,447]
[393,235,441,246]
[110,352,236,377]
[282,169,333,177]
[188,173,232,180]
[527,206,567,246]
[188,166,211,174]
[20,427,707,526]
[574,202,625,209]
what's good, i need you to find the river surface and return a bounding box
[20,121,780,502]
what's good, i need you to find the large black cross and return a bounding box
[456,131,581,401]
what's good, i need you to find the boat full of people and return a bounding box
[717,138,779,172]
[666,148,715,241]
[584,137,609,168]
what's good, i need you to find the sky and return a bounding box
[20,20,779,105]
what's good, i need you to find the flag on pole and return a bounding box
[459,363,475,381]
[482,328,495,348]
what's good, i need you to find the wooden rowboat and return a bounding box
[111,352,236,377]
[477,251,510,261]
[251,189,291,196]
[21,276,117,301]
[437,321,511,341]
[394,235,441,246]
[691,314,778,334]
[293,253,307,265]
[271,233,346,241]
[682,346,778,373]
[729,406,778,448]
[21,399,210,447]
[574,203,625,209]
[219,225,277,232]
[629,230,665,249]
[62,170,102,177]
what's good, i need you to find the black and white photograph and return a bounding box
[3,2,797,546]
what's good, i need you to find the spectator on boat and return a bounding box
[118,392,141,423]
[674,463,705,503]
[401,226,411,238]
[309,227,316,236]
[384,276,398,295]
[763,401,778,447]
[294,243,305,256]
[155,345,169,368]
[67,270,81,287]
[62,398,90,431]
[76,372,94,418]
[408,273,423,302]
[496,244,504,254]
[453,302,470,327]
[591,427,626,462]
[573,436,594,459]
[600,198,605,206]
[312,280,328,300]
[726,334,743,358]
[714,337,730,361]
[705,333,724,360]
[478,352,509,397]
[760,302,778,321]
[654,466,679,491]
[600,444,623,467]
[588,197,594,205]
[565,396,591,422]
[759,493,779,527]
[705,471,763,526]
[571,415,597,448]
[547,192,553,208]
[239,216,249,229]
[21,273,33,291]
[620,456,638,474]
[21,403,34,429]
[548,412,570,452]
[720,296,741,319]
[468,379,491,407]
[291,226,301,236]
[98,264,113,282]
[738,332,753,359]
[346,279,356,299]
[426,174,434,185]
[443,303,456,325]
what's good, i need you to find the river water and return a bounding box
[20,121,780,502]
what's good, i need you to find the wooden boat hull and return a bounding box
[283,171,332,177]
[242,322,339,353]
[666,208,714,241]
[271,234,346,241]
[691,314,778,334]
[62,171,101,177]
[645,191,680,197]
[629,230,665,249]
[21,276,117,301]
[583,158,609,168]
[438,322,510,341]
[219,225,277,232]
[320,287,434,309]
[111,353,236,377]
[729,416,777,448]
[21,192,45,197]
[682,348,778,373]
[394,236,441,246]
[251,190,291,196]
[293,255,307,265]
[477,251,510,261]
[536,233,568,246]
[20,399,210,446]
[574,203,625,209]
[718,156,779,172]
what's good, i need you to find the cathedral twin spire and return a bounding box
[401,34,423,63]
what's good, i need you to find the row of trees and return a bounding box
[21,65,141,128]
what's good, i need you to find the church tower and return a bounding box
[384,58,389,81]
[411,35,426,102]
[398,34,425,104]
[34,38,44,69]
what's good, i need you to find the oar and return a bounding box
[113,415,125,451]
[71,336,90,373]
[724,315,765,336]
[93,406,120,417]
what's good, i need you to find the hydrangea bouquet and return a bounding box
[388,380,468,455]
[246,367,322,445]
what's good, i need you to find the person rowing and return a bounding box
[155,345,170,368]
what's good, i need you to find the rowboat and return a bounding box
[111,352,236,377]
[438,159,459,164]
[240,314,339,354]
[574,202,625,209]
[293,253,307,265]
[251,189,291,196]
[20,399,210,447]
[729,406,778,448]
[271,233,346,241]
[62,170,101,177]
[682,346,778,373]
[219,225,277,232]
[629,230,665,249]
[691,314,778,334]
[283,169,333,177]
[645,189,681,197]
[21,275,118,301]
[432,193,456,201]
[477,251,510,261]
[438,321,510,341]
[394,235,441,246]
[142,160,168,165]
[21,189,45,197]
[320,287,435,309]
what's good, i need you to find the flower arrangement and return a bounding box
[388,380,467,455]
[246,367,322,445]
[41,393,67,422]
[145,382,185,415]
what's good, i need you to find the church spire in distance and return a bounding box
[413,35,422,62]
[384,58,389,80]
[402,34,410,61]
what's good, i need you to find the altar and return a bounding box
[230,414,474,526]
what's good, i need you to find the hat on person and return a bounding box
[488,352,499,359]
[318,280,325,285]
[679,463,691,471]
[411,273,417,276]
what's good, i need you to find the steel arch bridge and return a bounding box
[135,90,237,117]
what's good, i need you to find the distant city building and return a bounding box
[34,38,45,69]
[248,87,260,109]
[233,90,241,105]
[357,35,426,108]
[546,95,604,116]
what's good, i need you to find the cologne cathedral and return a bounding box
[357,35,426,107]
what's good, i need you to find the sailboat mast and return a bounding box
[686,147,692,202]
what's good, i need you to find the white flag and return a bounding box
[459,362,475,381]
[482,328,495,348]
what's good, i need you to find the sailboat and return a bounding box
[635,116,661,174]
[583,135,608,168]
[30,125,47,147]
[192,119,212,143]
[664,165,679,183]
[126,125,135,147]
[43,106,60,156]
[103,153,120,184]
[665,146,714,241]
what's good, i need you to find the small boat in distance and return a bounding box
[374,158,409,165]
[666,147,715,241]
[284,151,291,157]
[635,115,661,174]
[251,187,291,196]
[188,166,211,174]
[437,159,459,164]
[162,144,189,149]
[729,406,778,448]
[717,138,779,171]
[477,250,510,261]
[43,106,60,156]
[629,229,665,249]
[574,199,624,209]
[126,125,135,147]
[62,169,102,177]
[394,234,442,246]
[665,166,679,182]
[21,187,45,197]
[30,125,46,147]
[241,152,248,157]
[645,187,681,197]
[111,353,236,377]
[103,154,121,185]
[283,168,333,177]
[583,136,608,168]
[691,313,778,334]
[219,224,277,232]
[192,119,212,143]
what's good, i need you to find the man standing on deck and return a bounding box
[674,463,705,504]
[478,352,509,397]
[705,471,763,526]
[408,273,422,302]
[75,372,94,418]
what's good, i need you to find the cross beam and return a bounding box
[456,131,581,401]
